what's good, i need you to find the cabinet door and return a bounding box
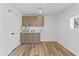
[30,16,36,26]
[20,33,32,44]
[22,16,32,26]
[35,16,44,26]
[22,16,29,26]
[32,33,40,43]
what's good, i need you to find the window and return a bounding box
[70,15,79,29]
[74,16,79,28]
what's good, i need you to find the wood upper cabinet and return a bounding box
[22,16,32,26]
[35,16,44,26]
[22,16,44,27]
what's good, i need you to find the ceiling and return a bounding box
[12,3,73,16]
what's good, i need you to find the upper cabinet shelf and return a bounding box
[22,16,44,27]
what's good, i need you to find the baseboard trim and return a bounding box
[8,45,21,56]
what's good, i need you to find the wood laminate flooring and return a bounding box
[9,41,75,56]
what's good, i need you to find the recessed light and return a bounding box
[38,8,42,14]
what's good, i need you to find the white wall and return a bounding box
[41,16,56,41]
[57,4,79,55]
[0,4,22,55]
